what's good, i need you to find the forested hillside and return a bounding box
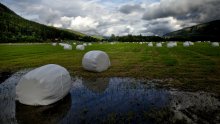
[0,3,85,42]
[164,20,220,41]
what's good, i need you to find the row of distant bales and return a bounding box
[52,41,219,50]
[16,41,219,106]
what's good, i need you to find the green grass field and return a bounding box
[0,42,220,94]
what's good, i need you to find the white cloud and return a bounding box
[2,0,220,36]
[61,16,74,24]
[53,23,63,28]
[142,0,220,22]
[69,16,99,32]
[103,25,135,36]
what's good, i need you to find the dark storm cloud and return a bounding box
[142,0,220,23]
[145,24,174,36]
[2,0,86,24]
[119,4,144,14]
[141,19,178,36]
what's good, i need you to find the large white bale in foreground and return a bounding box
[63,44,72,50]
[212,42,219,47]
[82,50,111,72]
[16,64,71,106]
[76,45,85,50]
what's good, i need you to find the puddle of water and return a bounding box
[16,94,71,124]
[0,71,12,84]
[0,70,220,124]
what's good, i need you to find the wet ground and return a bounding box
[0,70,220,124]
[0,71,12,83]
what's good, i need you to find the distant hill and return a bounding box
[0,3,87,42]
[91,35,104,40]
[164,20,220,41]
[61,28,86,37]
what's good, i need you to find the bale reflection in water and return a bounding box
[16,93,71,124]
[82,77,109,93]
[62,77,220,124]
[61,77,171,123]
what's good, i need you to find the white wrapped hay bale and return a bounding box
[76,45,85,50]
[59,43,65,47]
[167,42,177,48]
[212,42,219,47]
[156,43,162,47]
[148,42,153,47]
[52,43,57,46]
[63,44,72,50]
[83,43,87,46]
[167,42,174,48]
[173,42,177,47]
[189,41,194,46]
[16,64,71,106]
[82,50,111,72]
[88,43,92,46]
[183,42,190,47]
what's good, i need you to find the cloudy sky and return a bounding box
[1,0,220,36]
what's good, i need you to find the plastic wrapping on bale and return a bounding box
[76,45,85,50]
[156,43,162,47]
[167,42,176,48]
[59,43,65,46]
[16,64,72,106]
[83,43,87,46]
[183,42,190,47]
[52,43,57,46]
[82,50,111,72]
[189,42,194,46]
[212,42,219,47]
[167,42,173,48]
[148,42,153,47]
[63,44,72,50]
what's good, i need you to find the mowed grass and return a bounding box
[0,42,220,94]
